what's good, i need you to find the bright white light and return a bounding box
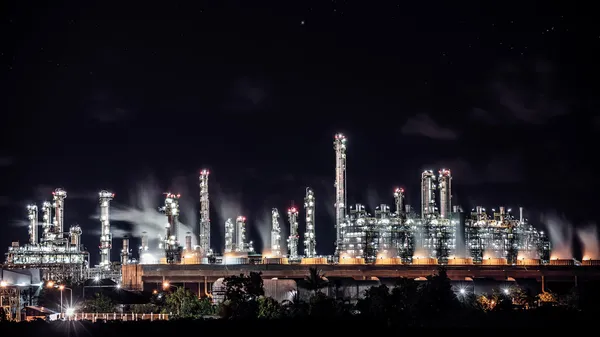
[65,308,75,316]
[94,276,99,281]
[459,288,466,294]
[503,288,510,295]
[116,284,121,289]
[0,281,7,287]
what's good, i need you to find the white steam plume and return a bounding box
[170,174,198,246]
[541,212,573,259]
[90,177,194,247]
[254,209,271,254]
[211,181,243,252]
[577,225,600,260]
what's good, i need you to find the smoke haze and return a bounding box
[541,212,573,259]
[577,225,600,259]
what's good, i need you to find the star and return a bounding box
[300,20,305,25]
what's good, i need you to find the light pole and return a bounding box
[59,285,73,313]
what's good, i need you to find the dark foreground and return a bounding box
[0,309,592,335]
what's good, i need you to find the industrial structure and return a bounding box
[4,189,89,281]
[159,193,182,264]
[98,190,114,270]
[198,169,212,257]
[287,207,300,261]
[5,132,588,294]
[270,209,282,257]
[303,188,317,258]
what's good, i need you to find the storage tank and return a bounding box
[582,259,600,266]
[481,257,507,265]
[339,257,365,264]
[223,257,249,265]
[263,257,289,264]
[301,257,328,265]
[517,258,540,266]
[549,258,575,266]
[374,257,403,265]
[447,257,473,265]
[412,257,438,265]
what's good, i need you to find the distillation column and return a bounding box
[27,204,38,245]
[333,133,347,259]
[199,169,211,256]
[52,188,67,238]
[304,188,317,257]
[287,207,299,260]
[162,193,181,263]
[224,219,234,253]
[271,209,282,257]
[393,188,405,216]
[420,170,436,219]
[41,201,52,243]
[98,190,114,269]
[235,216,247,252]
[121,236,130,265]
[438,169,452,219]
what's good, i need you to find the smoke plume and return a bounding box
[91,177,195,247]
[254,209,272,254]
[577,225,600,260]
[541,212,573,259]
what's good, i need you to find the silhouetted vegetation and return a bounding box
[2,266,600,333]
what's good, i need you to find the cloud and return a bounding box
[401,113,458,140]
[222,76,270,113]
[428,154,523,185]
[0,157,14,167]
[86,90,133,123]
[476,60,568,125]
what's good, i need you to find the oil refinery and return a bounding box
[3,133,598,287]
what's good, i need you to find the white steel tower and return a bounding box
[438,169,452,219]
[121,236,130,265]
[162,193,181,263]
[287,207,299,260]
[27,204,38,245]
[333,133,347,258]
[235,216,247,252]
[420,170,436,219]
[52,188,67,237]
[41,201,52,243]
[224,218,234,253]
[98,190,114,269]
[270,208,282,257]
[303,188,317,258]
[393,188,405,216]
[199,169,211,256]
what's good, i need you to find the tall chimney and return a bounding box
[121,237,130,265]
[499,206,505,221]
[519,207,524,224]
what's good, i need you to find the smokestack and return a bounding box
[519,207,524,223]
[185,232,192,251]
[405,205,411,213]
[476,206,482,214]
[452,205,459,213]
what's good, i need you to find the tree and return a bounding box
[82,293,115,313]
[220,272,265,319]
[257,297,282,319]
[418,267,458,315]
[164,287,212,319]
[356,284,390,319]
[299,267,328,294]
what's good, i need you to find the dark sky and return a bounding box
[1,2,598,263]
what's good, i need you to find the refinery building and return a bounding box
[3,133,600,299]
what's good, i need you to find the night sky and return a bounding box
[2,2,598,264]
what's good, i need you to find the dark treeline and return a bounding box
[1,267,597,332]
